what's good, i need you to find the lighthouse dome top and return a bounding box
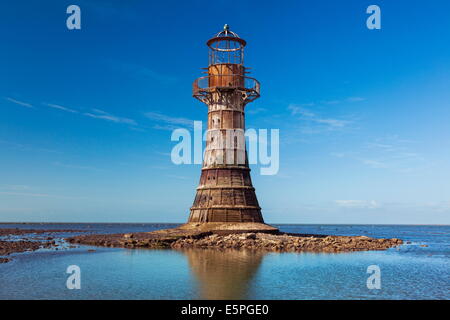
[214,24,240,38]
[206,24,247,51]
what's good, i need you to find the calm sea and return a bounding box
[0,223,448,300]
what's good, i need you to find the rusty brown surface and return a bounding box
[189,28,265,224]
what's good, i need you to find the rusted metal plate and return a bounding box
[189,28,263,224]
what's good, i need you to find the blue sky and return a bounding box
[1,0,449,224]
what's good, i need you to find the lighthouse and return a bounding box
[188,25,265,224]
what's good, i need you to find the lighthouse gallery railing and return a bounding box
[193,74,260,103]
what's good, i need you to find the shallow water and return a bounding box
[0,223,448,299]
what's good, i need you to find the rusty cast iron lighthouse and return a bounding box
[188,25,264,224]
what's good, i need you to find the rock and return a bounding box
[0,257,10,264]
[64,228,403,254]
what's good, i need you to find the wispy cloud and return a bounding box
[44,103,78,113]
[53,161,103,171]
[362,136,424,170]
[83,109,137,125]
[423,201,450,213]
[108,60,177,85]
[5,97,33,108]
[361,159,389,169]
[323,100,340,105]
[246,107,267,115]
[335,200,380,209]
[347,97,366,102]
[322,97,366,105]
[288,104,351,131]
[331,135,425,172]
[7,96,141,129]
[292,97,365,107]
[0,207,33,213]
[288,105,315,117]
[0,139,62,154]
[166,174,189,180]
[155,151,171,157]
[0,191,86,200]
[0,185,86,200]
[0,191,50,197]
[0,185,31,191]
[313,118,350,128]
[44,102,139,127]
[145,111,194,130]
[6,97,142,129]
[330,152,347,158]
[335,200,450,214]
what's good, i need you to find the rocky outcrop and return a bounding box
[0,228,83,236]
[0,240,57,257]
[0,228,74,263]
[67,229,403,253]
[67,229,212,249]
[0,227,403,265]
[172,233,402,252]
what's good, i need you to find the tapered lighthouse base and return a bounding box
[189,168,265,223]
[178,222,279,234]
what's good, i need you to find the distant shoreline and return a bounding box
[0,222,449,226]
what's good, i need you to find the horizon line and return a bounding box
[0,221,448,226]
